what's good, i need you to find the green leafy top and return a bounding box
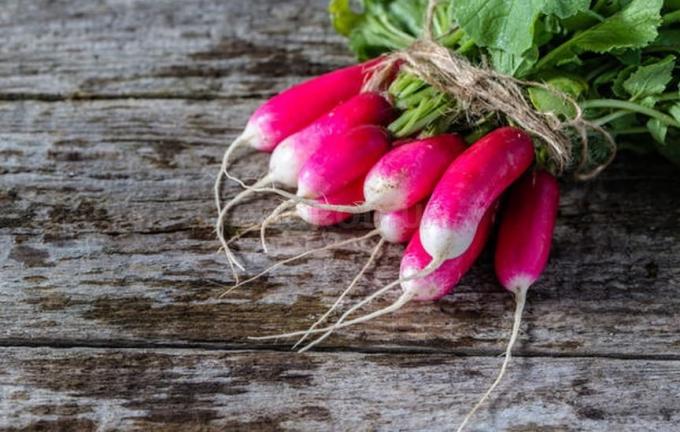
[330,0,680,170]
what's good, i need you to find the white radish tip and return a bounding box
[363,176,405,212]
[505,275,535,294]
[420,220,476,261]
[242,118,268,152]
[268,140,300,188]
[374,213,406,244]
[401,279,441,302]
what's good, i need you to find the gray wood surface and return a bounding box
[1,0,679,431]
[4,348,680,432]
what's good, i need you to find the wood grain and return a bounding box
[1,0,679,430]
[1,98,679,357]
[0,0,351,99]
[3,347,680,431]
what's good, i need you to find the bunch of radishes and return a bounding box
[214,60,560,428]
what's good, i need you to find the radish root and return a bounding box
[216,175,275,279]
[221,229,381,298]
[299,288,416,353]
[214,131,263,281]
[260,201,296,253]
[215,132,251,209]
[293,237,386,349]
[250,257,444,343]
[455,285,528,432]
[223,170,374,215]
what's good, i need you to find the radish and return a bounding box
[214,60,383,279]
[361,134,466,212]
[399,208,495,302]
[217,93,393,259]
[217,58,382,178]
[373,203,425,244]
[253,205,496,351]
[270,93,394,189]
[260,125,390,250]
[456,170,559,432]
[296,177,366,227]
[420,127,534,265]
[256,133,466,219]
[296,125,391,199]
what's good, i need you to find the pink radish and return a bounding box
[362,134,466,212]
[254,205,496,352]
[297,125,391,199]
[222,59,381,158]
[257,133,467,215]
[296,178,366,227]
[214,59,384,279]
[400,207,495,302]
[420,127,534,264]
[373,203,426,244]
[260,125,390,250]
[270,93,394,188]
[456,170,559,432]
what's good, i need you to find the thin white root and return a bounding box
[217,212,295,285]
[293,238,386,349]
[249,256,445,341]
[215,133,249,212]
[226,211,297,246]
[260,201,295,253]
[220,229,380,298]
[215,175,274,279]
[455,285,529,432]
[299,289,416,353]
[223,183,373,215]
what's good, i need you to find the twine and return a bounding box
[364,0,616,179]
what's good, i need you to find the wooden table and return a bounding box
[1,1,679,430]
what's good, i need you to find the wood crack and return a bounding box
[1,339,679,362]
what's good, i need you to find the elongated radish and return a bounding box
[420,127,534,264]
[400,206,496,302]
[220,59,381,169]
[214,60,383,279]
[253,133,467,223]
[254,205,496,351]
[373,203,426,244]
[260,125,390,250]
[362,134,466,212]
[457,170,559,432]
[297,125,391,199]
[270,93,394,189]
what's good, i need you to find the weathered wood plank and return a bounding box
[0,0,351,99]
[2,347,679,431]
[1,99,679,355]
